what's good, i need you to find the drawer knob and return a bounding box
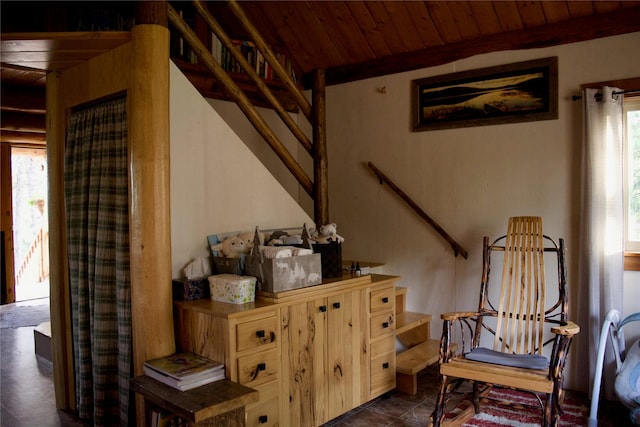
[257,363,266,371]
[333,302,341,309]
[382,297,389,303]
[382,322,389,328]
[256,330,265,338]
[383,362,389,369]
[259,415,268,423]
[319,305,327,312]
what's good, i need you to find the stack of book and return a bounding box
[143,352,225,391]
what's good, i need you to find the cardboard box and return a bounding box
[208,274,257,304]
[246,253,322,293]
[172,277,210,301]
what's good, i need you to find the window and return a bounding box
[624,96,640,257]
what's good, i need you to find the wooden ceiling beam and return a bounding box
[0,86,46,113]
[0,130,46,145]
[1,111,46,133]
[313,7,640,88]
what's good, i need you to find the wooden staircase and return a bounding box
[394,287,440,395]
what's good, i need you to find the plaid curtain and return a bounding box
[64,96,131,425]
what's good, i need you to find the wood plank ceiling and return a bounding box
[207,0,640,87]
[1,0,640,145]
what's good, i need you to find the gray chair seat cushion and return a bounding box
[465,347,549,370]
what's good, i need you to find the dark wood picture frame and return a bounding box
[412,57,558,131]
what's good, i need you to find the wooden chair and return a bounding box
[432,216,580,427]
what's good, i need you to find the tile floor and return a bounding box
[0,297,633,427]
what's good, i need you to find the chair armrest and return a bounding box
[551,321,580,336]
[441,311,480,321]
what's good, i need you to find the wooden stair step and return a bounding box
[395,286,408,313]
[396,339,440,375]
[395,311,432,335]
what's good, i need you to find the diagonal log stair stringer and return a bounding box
[168,0,329,226]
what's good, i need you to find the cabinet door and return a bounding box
[326,290,366,420]
[280,299,327,427]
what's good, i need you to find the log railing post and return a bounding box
[168,3,314,196]
[312,69,328,226]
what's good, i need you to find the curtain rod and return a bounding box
[571,89,640,101]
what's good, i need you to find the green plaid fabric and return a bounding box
[65,96,131,425]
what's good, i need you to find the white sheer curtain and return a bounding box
[576,86,624,399]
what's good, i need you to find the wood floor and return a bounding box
[0,297,632,427]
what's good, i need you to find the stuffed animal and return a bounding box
[314,223,344,244]
[210,236,250,258]
[265,230,302,246]
[237,231,264,249]
[265,230,288,246]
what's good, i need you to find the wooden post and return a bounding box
[1,141,15,304]
[129,23,174,427]
[312,69,329,226]
[135,0,167,27]
[47,70,76,409]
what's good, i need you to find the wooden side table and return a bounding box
[131,376,259,426]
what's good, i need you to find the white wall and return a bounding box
[169,62,313,277]
[207,99,314,216]
[323,32,640,392]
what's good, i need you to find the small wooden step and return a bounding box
[396,311,432,335]
[396,339,440,375]
[395,286,408,313]
[395,339,440,395]
[396,311,431,348]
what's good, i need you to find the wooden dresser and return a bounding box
[174,274,399,427]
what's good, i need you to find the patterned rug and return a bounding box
[447,387,589,427]
[0,302,50,328]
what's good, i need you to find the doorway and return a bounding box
[11,146,49,302]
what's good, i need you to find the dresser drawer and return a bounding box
[246,396,279,427]
[370,311,395,338]
[237,315,278,353]
[246,380,280,408]
[237,348,280,386]
[370,286,395,312]
[370,335,395,359]
[246,380,280,427]
[370,350,395,395]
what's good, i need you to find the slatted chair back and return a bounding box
[474,216,568,356]
[494,216,546,355]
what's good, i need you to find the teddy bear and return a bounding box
[237,230,265,250]
[313,223,344,244]
[210,236,250,258]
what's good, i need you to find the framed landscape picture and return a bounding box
[412,57,558,131]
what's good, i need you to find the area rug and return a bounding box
[449,387,589,427]
[0,303,50,328]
